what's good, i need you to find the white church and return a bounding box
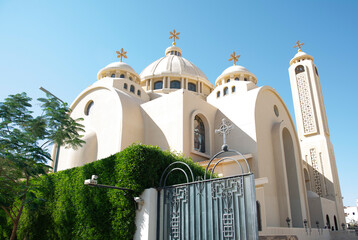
[53,32,349,239]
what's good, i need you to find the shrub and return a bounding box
[11,144,207,240]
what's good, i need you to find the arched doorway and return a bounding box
[326,214,331,229]
[256,201,262,231]
[283,128,303,227]
[334,215,338,230]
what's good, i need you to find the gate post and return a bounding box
[134,188,158,240]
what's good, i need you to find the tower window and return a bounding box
[194,115,205,153]
[217,91,220,98]
[227,79,230,83]
[154,81,163,90]
[130,85,135,93]
[120,74,125,78]
[315,66,319,76]
[232,86,236,93]
[188,83,196,92]
[129,77,133,81]
[235,77,239,81]
[111,74,115,78]
[295,65,305,74]
[84,100,94,116]
[244,78,248,81]
[170,80,181,89]
[124,83,128,89]
[223,87,228,96]
[137,90,141,96]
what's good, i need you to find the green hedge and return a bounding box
[6,144,207,240]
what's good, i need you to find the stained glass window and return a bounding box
[194,115,205,153]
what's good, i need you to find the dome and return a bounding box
[215,65,257,86]
[140,46,211,86]
[97,62,139,80]
[290,51,313,65]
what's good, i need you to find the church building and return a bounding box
[53,31,345,236]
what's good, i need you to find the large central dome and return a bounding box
[140,46,209,83]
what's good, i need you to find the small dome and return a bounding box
[307,190,320,198]
[290,51,313,65]
[97,62,139,80]
[140,46,212,87]
[215,65,257,86]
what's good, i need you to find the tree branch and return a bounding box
[1,206,15,224]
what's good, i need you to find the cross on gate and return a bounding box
[215,118,232,151]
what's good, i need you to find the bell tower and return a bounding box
[288,41,345,227]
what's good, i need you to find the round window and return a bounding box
[274,105,279,117]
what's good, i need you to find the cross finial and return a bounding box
[229,51,240,66]
[215,118,232,151]
[293,40,304,52]
[116,48,127,62]
[169,29,180,46]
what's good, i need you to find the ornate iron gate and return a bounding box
[157,119,259,240]
[157,172,258,240]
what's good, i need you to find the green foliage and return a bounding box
[13,144,207,240]
[0,92,85,240]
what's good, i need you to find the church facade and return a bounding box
[54,35,345,236]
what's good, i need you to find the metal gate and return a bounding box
[157,119,259,240]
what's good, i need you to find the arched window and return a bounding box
[295,65,305,74]
[170,80,181,89]
[111,73,115,78]
[188,83,196,92]
[235,77,239,81]
[223,87,228,96]
[137,90,141,96]
[84,100,94,116]
[130,85,135,93]
[244,78,248,81]
[304,168,311,191]
[129,77,133,81]
[226,79,230,83]
[217,91,220,98]
[124,83,128,89]
[232,86,236,93]
[194,115,205,153]
[154,81,163,90]
[120,74,125,78]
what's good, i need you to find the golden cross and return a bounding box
[169,29,180,46]
[228,51,240,65]
[116,48,127,62]
[293,40,304,52]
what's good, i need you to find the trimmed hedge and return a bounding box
[7,144,207,240]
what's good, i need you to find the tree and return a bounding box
[0,92,85,240]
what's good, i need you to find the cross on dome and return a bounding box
[229,51,240,66]
[116,48,127,62]
[169,29,180,46]
[294,40,304,52]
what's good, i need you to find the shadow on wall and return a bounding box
[304,163,340,230]
[140,110,169,150]
[213,110,257,174]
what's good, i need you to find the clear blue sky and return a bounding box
[0,1,357,206]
